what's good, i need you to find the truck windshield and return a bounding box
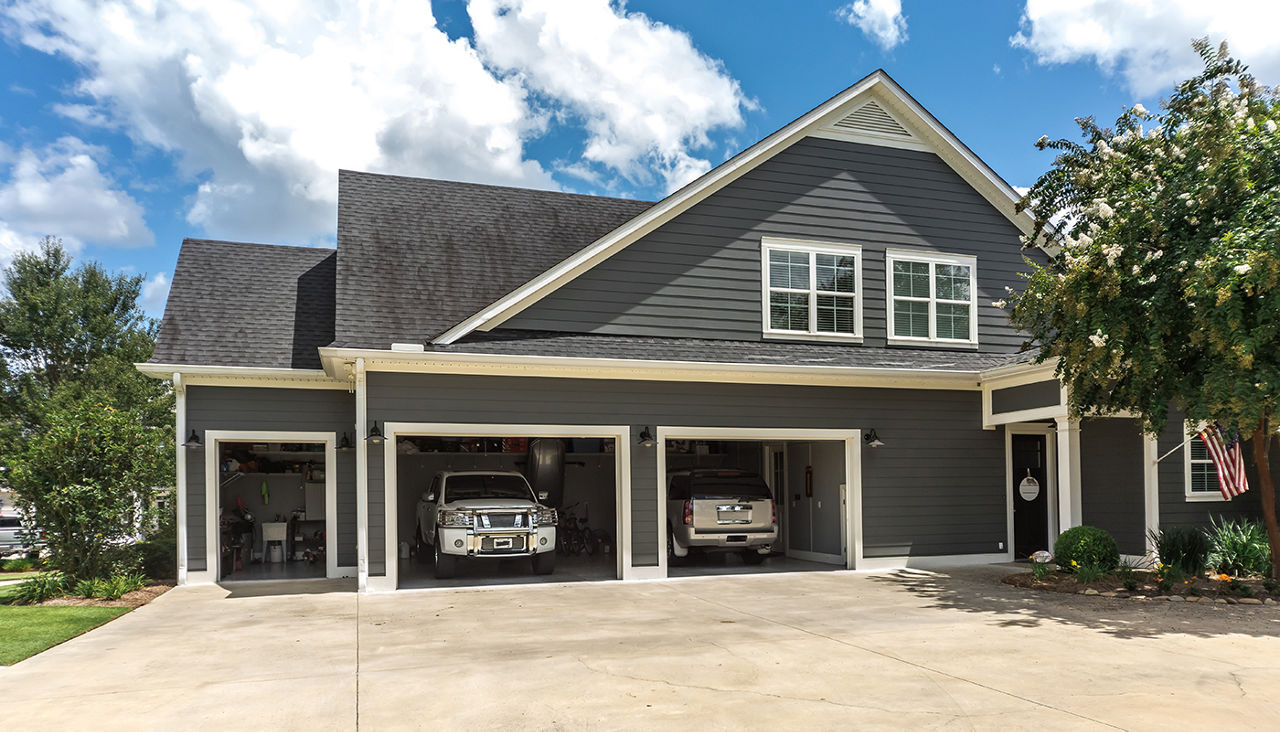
[444,474,534,502]
[689,473,772,500]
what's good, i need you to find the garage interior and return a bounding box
[665,439,846,578]
[396,435,618,589]
[218,441,328,581]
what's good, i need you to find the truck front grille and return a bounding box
[479,512,527,529]
[480,535,528,553]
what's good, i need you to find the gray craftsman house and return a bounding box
[141,70,1265,591]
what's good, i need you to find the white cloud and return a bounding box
[139,271,169,315]
[1012,0,1280,96]
[837,0,908,51]
[3,0,750,241]
[467,0,751,193]
[0,136,153,269]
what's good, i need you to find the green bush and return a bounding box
[10,572,68,605]
[73,578,109,599]
[1207,517,1271,577]
[1115,560,1140,591]
[1075,564,1105,583]
[101,573,146,600]
[135,502,177,580]
[1053,526,1119,573]
[3,557,36,572]
[1149,526,1210,576]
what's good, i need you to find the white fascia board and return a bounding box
[432,71,1051,346]
[979,357,1060,385]
[318,347,982,391]
[136,362,347,389]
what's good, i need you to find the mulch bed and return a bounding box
[1003,569,1280,604]
[39,582,173,609]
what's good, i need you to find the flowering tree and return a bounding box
[1009,41,1280,577]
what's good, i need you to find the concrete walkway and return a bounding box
[4,567,1280,730]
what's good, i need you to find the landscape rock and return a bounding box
[1226,597,1239,605]
[1185,596,1202,603]
[1239,598,1262,605]
[1215,598,1230,604]
[1100,591,1117,598]
[1084,589,1099,596]
[1131,595,1148,601]
[1168,595,1185,602]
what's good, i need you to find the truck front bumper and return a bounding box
[438,526,556,557]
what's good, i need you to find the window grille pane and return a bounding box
[1190,461,1218,493]
[816,294,855,333]
[769,250,808,289]
[935,302,971,340]
[769,292,809,331]
[893,299,929,337]
[892,260,930,297]
[1190,436,1209,461]
[816,254,856,293]
[935,264,971,301]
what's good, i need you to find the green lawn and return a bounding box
[0,571,44,582]
[0,605,130,665]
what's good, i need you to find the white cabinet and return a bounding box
[304,482,325,521]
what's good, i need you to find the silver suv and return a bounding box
[0,514,30,555]
[667,469,776,564]
[414,471,557,579]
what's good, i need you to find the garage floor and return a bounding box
[397,551,617,589]
[668,553,835,578]
[7,566,1280,729]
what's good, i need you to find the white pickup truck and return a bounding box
[414,471,558,579]
[667,469,777,564]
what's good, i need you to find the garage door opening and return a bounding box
[394,434,619,589]
[216,440,331,582]
[661,435,855,578]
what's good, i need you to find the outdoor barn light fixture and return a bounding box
[863,429,885,448]
[638,427,656,448]
[183,429,203,450]
[338,432,354,451]
[366,421,385,445]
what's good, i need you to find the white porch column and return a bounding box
[1055,417,1082,532]
[1143,433,1160,556]
[354,358,369,592]
[174,372,188,585]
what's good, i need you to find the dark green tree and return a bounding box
[1009,41,1280,577]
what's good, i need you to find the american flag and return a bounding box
[1198,425,1250,500]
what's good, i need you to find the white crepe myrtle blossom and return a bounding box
[1089,330,1108,348]
[1267,119,1278,133]
[1235,264,1252,275]
[992,299,1007,309]
[1132,103,1148,117]
[1103,243,1124,266]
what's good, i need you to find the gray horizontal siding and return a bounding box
[991,380,1060,414]
[1079,418,1146,555]
[504,137,1043,353]
[366,372,1005,567]
[1157,412,1267,530]
[184,387,356,572]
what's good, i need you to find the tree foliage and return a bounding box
[1009,40,1280,576]
[0,237,173,578]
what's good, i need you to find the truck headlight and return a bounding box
[438,509,474,527]
[535,507,557,526]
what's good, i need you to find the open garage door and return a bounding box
[658,428,860,578]
[384,426,623,590]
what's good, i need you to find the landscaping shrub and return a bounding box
[101,573,146,600]
[2,558,36,572]
[10,572,68,605]
[135,503,177,580]
[1115,560,1139,592]
[1154,563,1184,594]
[1075,563,1105,583]
[73,578,109,599]
[1053,526,1119,573]
[1207,517,1271,577]
[1149,525,1210,576]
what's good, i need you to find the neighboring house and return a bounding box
[139,70,1268,591]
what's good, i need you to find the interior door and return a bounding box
[1011,433,1049,558]
[765,445,787,555]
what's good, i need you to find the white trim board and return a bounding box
[367,423,631,593]
[432,71,1048,345]
[655,427,862,576]
[199,430,340,584]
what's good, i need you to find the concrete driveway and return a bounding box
[4,566,1280,730]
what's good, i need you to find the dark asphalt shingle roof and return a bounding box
[432,330,1026,373]
[150,239,335,368]
[334,170,653,348]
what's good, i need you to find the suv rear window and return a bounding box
[671,471,772,500]
[0,517,20,528]
[444,474,534,502]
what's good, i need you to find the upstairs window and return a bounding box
[886,250,978,345]
[762,238,862,340]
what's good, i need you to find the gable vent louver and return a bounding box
[830,101,911,137]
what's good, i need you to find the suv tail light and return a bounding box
[682,500,693,525]
[771,500,777,525]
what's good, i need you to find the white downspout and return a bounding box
[174,372,188,585]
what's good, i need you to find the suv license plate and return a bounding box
[493,537,513,549]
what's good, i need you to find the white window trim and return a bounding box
[885,248,979,347]
[760,237,863,342]
[1184,423,1227,502]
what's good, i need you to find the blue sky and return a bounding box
[2,0,1277,315]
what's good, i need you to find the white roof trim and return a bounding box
[136,362,348,390]
[318,347,984,391]
[432,70,1047,345]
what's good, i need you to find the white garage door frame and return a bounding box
[200,430,342,582]
[372,422,631,592]
[655,427,863,577]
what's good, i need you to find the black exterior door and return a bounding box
[1012,434,1049,558]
